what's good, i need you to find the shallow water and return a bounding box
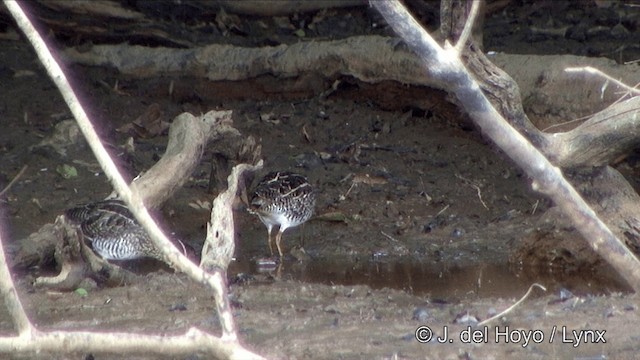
[230,256,631,301]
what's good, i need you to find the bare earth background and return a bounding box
[1,1,640,359]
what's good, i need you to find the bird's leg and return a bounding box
[267,225,274,256]
[275,229,285,258]
[299,223,306,249]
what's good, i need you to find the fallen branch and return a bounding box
[62,39,640,170]
[565,66,640,96]
[10,110,238,273]
[547,96,640,167]
[128,110,239,210]
[201,161,263,335]
[0,164,27,198]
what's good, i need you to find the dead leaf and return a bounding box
[302,124,312,143]
[117,103,168,138]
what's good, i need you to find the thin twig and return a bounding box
[565,66,640,96]
[541,113,590,132]
[381,231,399,243]
[436,204,450,217]
[542,71,639,133]
[0,165,28,198]
[342,181,356,199]
[477,283,546,326]
[531,199,539,215]
[472,183,488,210]
[454,0,481,53]
[455,173,489,210]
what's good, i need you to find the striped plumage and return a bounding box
[249,171,316,257]
[65,199,163,261]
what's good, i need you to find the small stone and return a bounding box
[317,110,329,119]
[169,303,187,312]
[559,288,574,301]
[451,228,465,238]
[412,307,429,322]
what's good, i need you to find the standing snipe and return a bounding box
[249,171,316,258]
[65,199,163,261]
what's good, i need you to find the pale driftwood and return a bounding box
[547,96,640,168]
[476,283,546,327]
[200,160,263,339]
[201,160,263,272]
[4,221,255,360]
[62,38,640,169]
[565,66,640,96]
[10,222,59,272]
[0,224,259,359]
[464,48,640,170]
[0,231,32,337]
[61,39,640,117]
[439,0,640,265]
[32,110,246,287]
[32,216,90,290]
[33,215,143,289]
[0,327,259,359]
[5,1,263,357]
[489,54,640,118]
[11,111,236,272]
[568,166,640,255]
[522,165,640,275]
[130,110,239,210]
[372,0,640,292]
[61,37,442,87]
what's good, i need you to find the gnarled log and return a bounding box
[11,110,240,284]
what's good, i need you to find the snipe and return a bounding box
[65,199,163,261]
[248,171,316,258]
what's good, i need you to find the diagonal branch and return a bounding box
[371,0,640,292]
[4,0,264,357]
[0,231,33,336]
[453,0,480,53]
[5,0,232,337]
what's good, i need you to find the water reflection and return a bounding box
[230,257,631,300]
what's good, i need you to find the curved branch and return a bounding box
[548,97,640,167]
[131,110,239,209]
